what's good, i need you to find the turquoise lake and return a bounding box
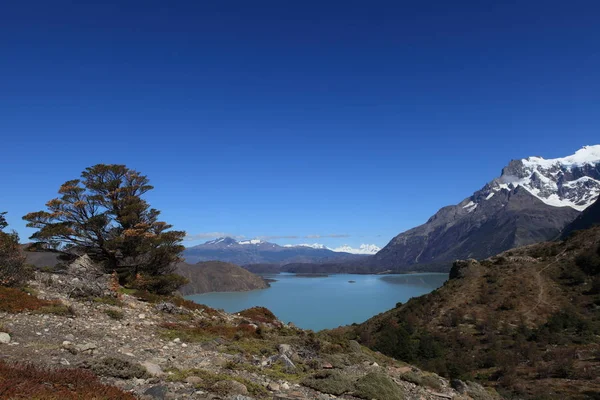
[186,273,448,331]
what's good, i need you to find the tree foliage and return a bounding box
[23,165,186,287]
[0,212,28,286]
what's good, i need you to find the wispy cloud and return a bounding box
[258,234,351,240]
[256,235,300,240]
[305,234,351,239]
[184,232,245,241]
[185,232,351,242]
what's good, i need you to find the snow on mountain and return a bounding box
[283,243,328,250]
[282,243,381,255]
[480,145,600,211]
[331,244,381,255]
[238,239,264,245]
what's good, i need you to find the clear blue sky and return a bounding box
[1,1,599,248]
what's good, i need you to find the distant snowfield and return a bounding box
[283,243,381,255]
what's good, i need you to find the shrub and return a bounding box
[0,229,28,287]
[0,360,135,399]
[354,372,405,400]
[90,357,150,379]
[129,273,188,295]
[104,308,125,320]
[302,370,354,396]
[238,306,277,324]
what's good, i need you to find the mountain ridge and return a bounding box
[183,237,371,265]
[374,145,600,271]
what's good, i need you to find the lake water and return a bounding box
[186,273,448,331]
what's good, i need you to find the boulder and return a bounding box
[141,361,164,377]
[0,332,10,344]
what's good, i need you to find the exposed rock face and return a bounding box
[375,146,600,271]
[41,254,113,298]
[176,260,269,295]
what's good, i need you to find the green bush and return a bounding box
[354,372,405,400]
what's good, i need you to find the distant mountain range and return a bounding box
[374,145,600,271]
[183,237,378,265]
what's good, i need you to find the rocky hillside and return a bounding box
[0,257,499,400]
[343,226,600,399]
[183,238,366,266]
[374,145,600,272]
[176,261,269,295]
[22,249,269,296]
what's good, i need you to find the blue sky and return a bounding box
[1,1,599,248]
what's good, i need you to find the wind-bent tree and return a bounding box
[0,212,27,286]
[23,165,186,290]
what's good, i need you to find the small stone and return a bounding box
[185,376,203,385]
[372,362,379,367]
[181,343,188,348]
[141,361,164,377]
[268,382,281,392]
[281,382,290,390]
[0,333,11,344]
[138,313,146,319]
[322,362,333,369]
[59,358,70,366]
[65,334,75,341]
[173,338,181,343]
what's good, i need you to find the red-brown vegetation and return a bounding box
[0,360,136,399]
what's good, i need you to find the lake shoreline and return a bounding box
[186,272,448,331]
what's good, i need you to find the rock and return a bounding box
[141,361,163,377]
[155,302,178,313]
[65,334,75,341]
[143,385,168,400]
[138,313,146,319]
[322,362,333,369]
[231,396,255,400]
[451,379,468,394]
[278,344,293,357]
[59,358,70,366]
[268,382,280,392]
[185,376,203,385]
[372,362,379,367]
[281,382,290,390]
[0,332,11,344]
[348,340,361,352]
[279,354,296,373]
[76,342,97,354]
[173,338,181,343]
[212,380,249,395]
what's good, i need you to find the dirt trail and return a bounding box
[523,250,566,319]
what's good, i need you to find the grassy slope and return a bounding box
[336,227,600,399]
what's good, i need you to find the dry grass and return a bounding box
[0,360,136,399]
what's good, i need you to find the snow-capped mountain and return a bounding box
[183,238,370,265]
[374,145,600,272]
[489,145,600,210]
[331,244,381,255]
[283,243,381,255]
